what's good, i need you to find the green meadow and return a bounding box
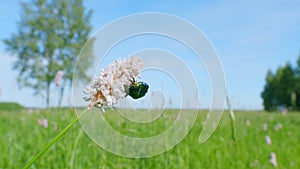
[1,104,300,169]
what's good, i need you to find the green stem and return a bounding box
[226,95,236,141]
[23,108,89,169]
[70,129,83,169]
[229,109,236,141]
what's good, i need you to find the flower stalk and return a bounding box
[23,108,89,169]
[226,95,236,141]
[23,57,146,168]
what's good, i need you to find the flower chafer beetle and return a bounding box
[126,78,149,99]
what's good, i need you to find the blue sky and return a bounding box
[1,0,300,110]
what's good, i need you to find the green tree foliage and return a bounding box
[295,57,300,108]
[262,62,299,111]
[4,0,93,108]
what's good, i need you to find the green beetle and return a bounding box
[126,78,149,99]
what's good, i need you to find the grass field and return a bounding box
[1,106,300,169]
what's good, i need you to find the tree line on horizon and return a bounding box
[261,55,300,111]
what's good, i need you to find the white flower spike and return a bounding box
[83,57,144,111]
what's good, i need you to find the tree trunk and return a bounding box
[45,49,53,110]
[46,81,50,110]
[291,91,296,111]
[58,85,65,108]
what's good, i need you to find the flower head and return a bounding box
[270,152,277,167]
[246,119,251,126]
[274,123,283,131]
[55,70,64,86]
[265,135,272,145]
[38,118,48,128]
[263,123,268,131]
[84,57,143,111]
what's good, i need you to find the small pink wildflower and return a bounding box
[246,120,251,126]
[274,123,283,131]
[263,123,268,131]
[270,152,278,167]
[55,70,64,86]
[265,135,272,145]
[38,118,48,128]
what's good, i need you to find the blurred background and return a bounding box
[1,0,300,110]
[1,1,300,169]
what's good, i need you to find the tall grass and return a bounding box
[0,108,299,168]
